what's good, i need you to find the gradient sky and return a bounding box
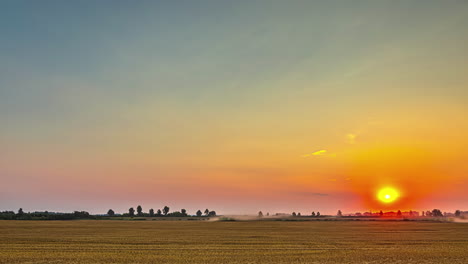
[1,0,467,215]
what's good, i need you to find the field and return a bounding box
[0,220,467,263]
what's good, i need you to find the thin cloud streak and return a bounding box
[302,150,327,157]
[302,150,337,158]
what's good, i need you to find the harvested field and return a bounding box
[0,220,467,263]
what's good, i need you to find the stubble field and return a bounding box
[0,220,467,263]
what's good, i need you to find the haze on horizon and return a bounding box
[1,1,467,215]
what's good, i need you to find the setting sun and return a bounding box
[377,188,399,203]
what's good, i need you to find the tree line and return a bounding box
[257,211,322,217]
[337,209,457,217]
[1,207,465,220]
[0,210,91,220]
[0,206,217,220]
[113,206,217,218]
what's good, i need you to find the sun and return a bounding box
[377,187,399,203]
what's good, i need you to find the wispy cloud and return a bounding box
[302,150,327,157]
[346,133,357,144]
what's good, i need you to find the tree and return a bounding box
[337,210,342,217]
[137,205,143,216]
[297,212,301,216]
[163,206,170,216]
[379,210,383,217]
[208,211,216,217]
[266,212,269,216]
[311,211,316,217]
[397,210,402,217]
[107,209,115,216]
[258,211,263,217]
[316,212,320,217]
[129,207,135,216]
[166,211,186,217]
[432,209,443,217]
[455,210,461,217]
[17,208,24,217]
[149,209,155,217]
[422,211,425,217]
[204,209,210,216]
[292,212,297,217]
[409,210,413,217]
[156,209,162,216]
[181,209,187,216]
[73,211,90,218]
[426,210,432,217]
[196,210,202,217]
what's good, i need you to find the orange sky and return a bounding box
[1,1,468,215]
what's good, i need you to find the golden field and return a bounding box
[0,220,467,263]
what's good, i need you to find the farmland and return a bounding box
[0,220,467,263]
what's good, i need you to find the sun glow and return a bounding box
[377,187,399,203]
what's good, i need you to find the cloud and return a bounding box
[302,150,328,157]
[346,133,357,144]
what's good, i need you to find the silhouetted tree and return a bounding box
[409,210,413,217]
[137,205,143,216]
[181,209,187,216]
[426,210,432,217]
[311,211,316,217]
[129,207,135,216]
[156,209,162,216]
[316,212,320,217]
[149,209,155,217]
[204,209,210,216]
[397,210,402,217]
[422,211,425,217]
[266,212,269,216]
[0,211,15,220]
[297,212,301,217]
[196,210,202,217]
[379,210,383,217]
[107,209,115,216]
[73,211,90,218]
[337,210,342,217]
[17,208,24,217]
[166,211,186,217]
[258,211,263,217]
[432,209,443,217]
[208,211,216,217]
[455,210,461,217]
[292,212,297,217]
[163,206,170,216]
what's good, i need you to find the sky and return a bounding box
[1,0,467,215]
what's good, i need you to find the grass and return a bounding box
[0,220,467,263]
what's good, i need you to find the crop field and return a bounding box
[0,220,467,263]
